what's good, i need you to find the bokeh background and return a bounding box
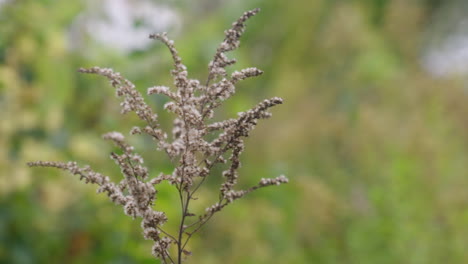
[2,0,468,263]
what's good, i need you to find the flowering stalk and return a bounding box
[28,8,287,263]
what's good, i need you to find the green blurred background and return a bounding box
[2,0,468,263]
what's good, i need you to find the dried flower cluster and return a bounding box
[28,8,287,263]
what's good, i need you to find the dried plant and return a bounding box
[28,8,287,263]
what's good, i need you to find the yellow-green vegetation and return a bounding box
[1,0,468,263]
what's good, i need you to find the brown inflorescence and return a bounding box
[28,8,287,264]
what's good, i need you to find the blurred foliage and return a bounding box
[2,0,468,263]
